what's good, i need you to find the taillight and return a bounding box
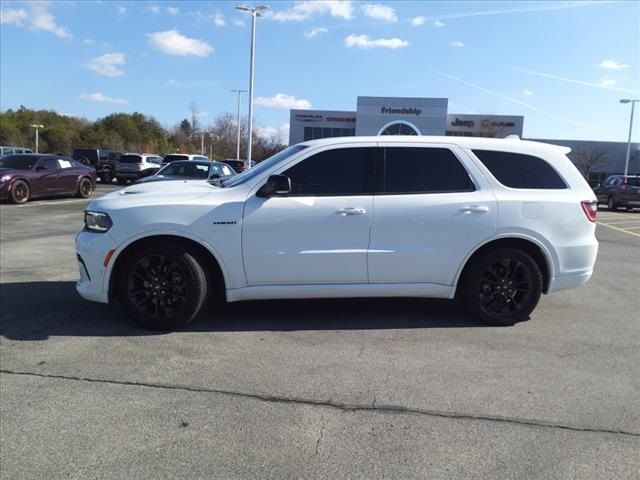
[581,200,597,222]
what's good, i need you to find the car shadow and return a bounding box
[0,281,488,341]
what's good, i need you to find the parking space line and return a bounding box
[597,222,640,238]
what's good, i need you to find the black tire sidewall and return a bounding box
[117,244,208,330]
[77,178,93,198]
[608,196,616,210]
[10,180,30,204]
[462,248,542,326]
[100,169,113,183]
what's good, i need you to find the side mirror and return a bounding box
[257,174,291,197]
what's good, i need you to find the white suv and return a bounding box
[76,136,598,330]
[115,153,163,183]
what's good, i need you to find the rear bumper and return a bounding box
[547,239,599,293]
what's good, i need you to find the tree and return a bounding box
[570,143,611,179]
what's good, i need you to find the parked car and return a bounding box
[222,159,254,173]
[115,153,164,184]
[76,136,598,330]
[0,154,96,204]
[71,148,121,183]
[0,146,33,157]
[135,160,236,184]
[593,175,640,211]
[161,154,210,165]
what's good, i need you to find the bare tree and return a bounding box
[188,101,200,133]
[570,143,611,179]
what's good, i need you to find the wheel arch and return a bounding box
[453,236,554,297]
[107,233,228,302]
[8,177,31,197]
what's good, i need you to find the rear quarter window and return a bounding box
[473,150,567,189]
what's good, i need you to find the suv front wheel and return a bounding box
[461,248,542,326]
[117,244,209,330]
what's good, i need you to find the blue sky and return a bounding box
[1,0,638,143]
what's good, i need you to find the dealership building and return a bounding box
[289,96,524,144]
[289,95,639,180]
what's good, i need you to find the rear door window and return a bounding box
[473,150,567,189]
[382,147,475,194]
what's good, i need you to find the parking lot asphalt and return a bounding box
[1,186,639,479]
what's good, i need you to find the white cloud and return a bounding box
[149,5,161,14]
[1,8,27,26]
[255,93,312,109]
[265,1,354,22]
[213,12,225,27]
[434,20,445,27]
[80,92,128,105]
[599,59,629,70]
[600,78,617,88]
[116,5,127,15]
[345,34,408,49]
[305,27,328,38]
[167,7,179,16]
[438,2,606,21]
[450,41,464,48]
[86,52,125,77]
[147,30,214,57]
[257,123,290,142]
[361,4,397,22]
[523,89,534,96]
[410,16,426,27]
[232,19,246,27]
[83,38,95,45]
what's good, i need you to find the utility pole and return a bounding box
[231,89,247,161]
[30,124,44,153]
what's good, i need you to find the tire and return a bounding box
[10,180,30,204]
[117,178,128,185]
[76,177,93,198]
[117,243,209,330]
[100,169,113,183]
[461,248,542,326]
[607,196,617,211]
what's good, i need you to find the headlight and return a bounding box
[0,175,11,184]
[84,211,113,232]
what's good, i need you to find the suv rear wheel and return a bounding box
[100,169,113,183]
[117,244,209,330]
[461,248,542,326]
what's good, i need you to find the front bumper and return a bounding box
[75,230,118,304]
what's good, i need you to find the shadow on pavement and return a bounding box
[0,281,486,341]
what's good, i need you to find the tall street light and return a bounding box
[620,99,639,177]
[231,89,247,161]
[30,124,44,153]
[236,4,268,169]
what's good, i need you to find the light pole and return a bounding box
[231,89,247,161]
[30,124,43,153]
[236,5,268,169]
[620,99,639,177]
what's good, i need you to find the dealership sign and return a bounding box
[380,107,422,116]
[450,117,516,129]
[294,114,323,122]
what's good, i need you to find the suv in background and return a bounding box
[115,153,163,184]
[594,175,640,211]
[222,159,255,173]
[161,154,209,165]
[76,136,599,331]
[72,149,121,183]
[0,146,33,157]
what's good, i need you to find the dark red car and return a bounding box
[0,154,97,204]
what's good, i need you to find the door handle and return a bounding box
[337,208,366,216]
[460,205,489,213]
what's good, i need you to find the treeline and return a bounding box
[0,106,286,161]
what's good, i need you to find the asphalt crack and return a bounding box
[2,368,639,438]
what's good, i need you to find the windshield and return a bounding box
[119,154,143,163]
[0,155,39,170]
[163,154,189,163]
[221,145,308,188]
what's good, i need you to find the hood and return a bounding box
[88,179,222,211]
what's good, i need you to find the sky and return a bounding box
[1,0,639,143]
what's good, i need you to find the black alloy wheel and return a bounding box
[10,180,30,204]
[462,248,542,326]
[118,245,208,330]
[77,178,93,198]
